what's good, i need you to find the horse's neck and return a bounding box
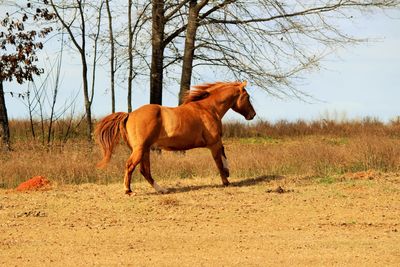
[204,89,237,119]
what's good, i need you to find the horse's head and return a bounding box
[232,81,256,120]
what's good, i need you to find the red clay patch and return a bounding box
[16,176,51,192]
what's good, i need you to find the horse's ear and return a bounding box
[239,81,247,93]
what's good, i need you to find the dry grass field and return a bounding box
[1,174,400,266]
[1,119,400,265]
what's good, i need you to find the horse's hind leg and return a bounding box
[209,143,230,186]
[140,150,168,194]
[124,147,144,195]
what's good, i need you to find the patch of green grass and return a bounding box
[315,162,344,177]
[178,169,195,179]
[347,162,367,173]
[318,176,336,185]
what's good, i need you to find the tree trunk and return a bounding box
[150,0,165,105]
[27,92,36,139]
[79,1,92,143]
[106,0,115,113]
[0,81,11,151]
[47,33,63,145]
[179,0,199,105]
[79,17,92,143]
[127,0,133,112]
[81,55,92,143]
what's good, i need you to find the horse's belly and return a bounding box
[155,134,207,151]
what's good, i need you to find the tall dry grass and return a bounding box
[9,116,400,143]
[223,117,400,138]
[1,117,400,189]
[9,116,92,143]
[1,135,400,189]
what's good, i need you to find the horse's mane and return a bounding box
[182,81,242,104]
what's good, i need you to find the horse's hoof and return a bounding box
[125,190,136,196]
[223,168,230,177]
[153,181,169,194]
[222,181,230,186]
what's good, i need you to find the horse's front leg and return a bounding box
[209,143,230,186]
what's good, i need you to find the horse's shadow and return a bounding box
[165,174,283,194]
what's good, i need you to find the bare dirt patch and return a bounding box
[1,175,399,266]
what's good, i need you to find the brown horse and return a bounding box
[95,81,256,195]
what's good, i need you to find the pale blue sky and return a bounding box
[4,10,400,122]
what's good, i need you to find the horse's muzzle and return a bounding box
[245,111,256,120]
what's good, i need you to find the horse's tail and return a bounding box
[95,112,130,168]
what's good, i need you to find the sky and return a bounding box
[4,8,400,123]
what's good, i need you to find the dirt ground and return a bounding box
[1,174,399,266]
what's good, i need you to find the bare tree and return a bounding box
[18,0,396,119]
[127,0,134,111]
[49,0,104,143]
[178,0,208,104]
[25,88,36,139]
[47,32,65,144]
[149,0,203,105]
[21,50,64,145]
[150,0,165,105]
[142,1,399,104]
[105,0,116,113]
[0,82,10,150]
[176,0,400,103]
[89,1,104,107]
[178,0,237,104]
[121,0,151,110]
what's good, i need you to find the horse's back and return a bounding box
[125,103,220,150]
[158,104,220,150]
[126,104,191,147]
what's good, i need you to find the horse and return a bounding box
[95,81,256,195]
